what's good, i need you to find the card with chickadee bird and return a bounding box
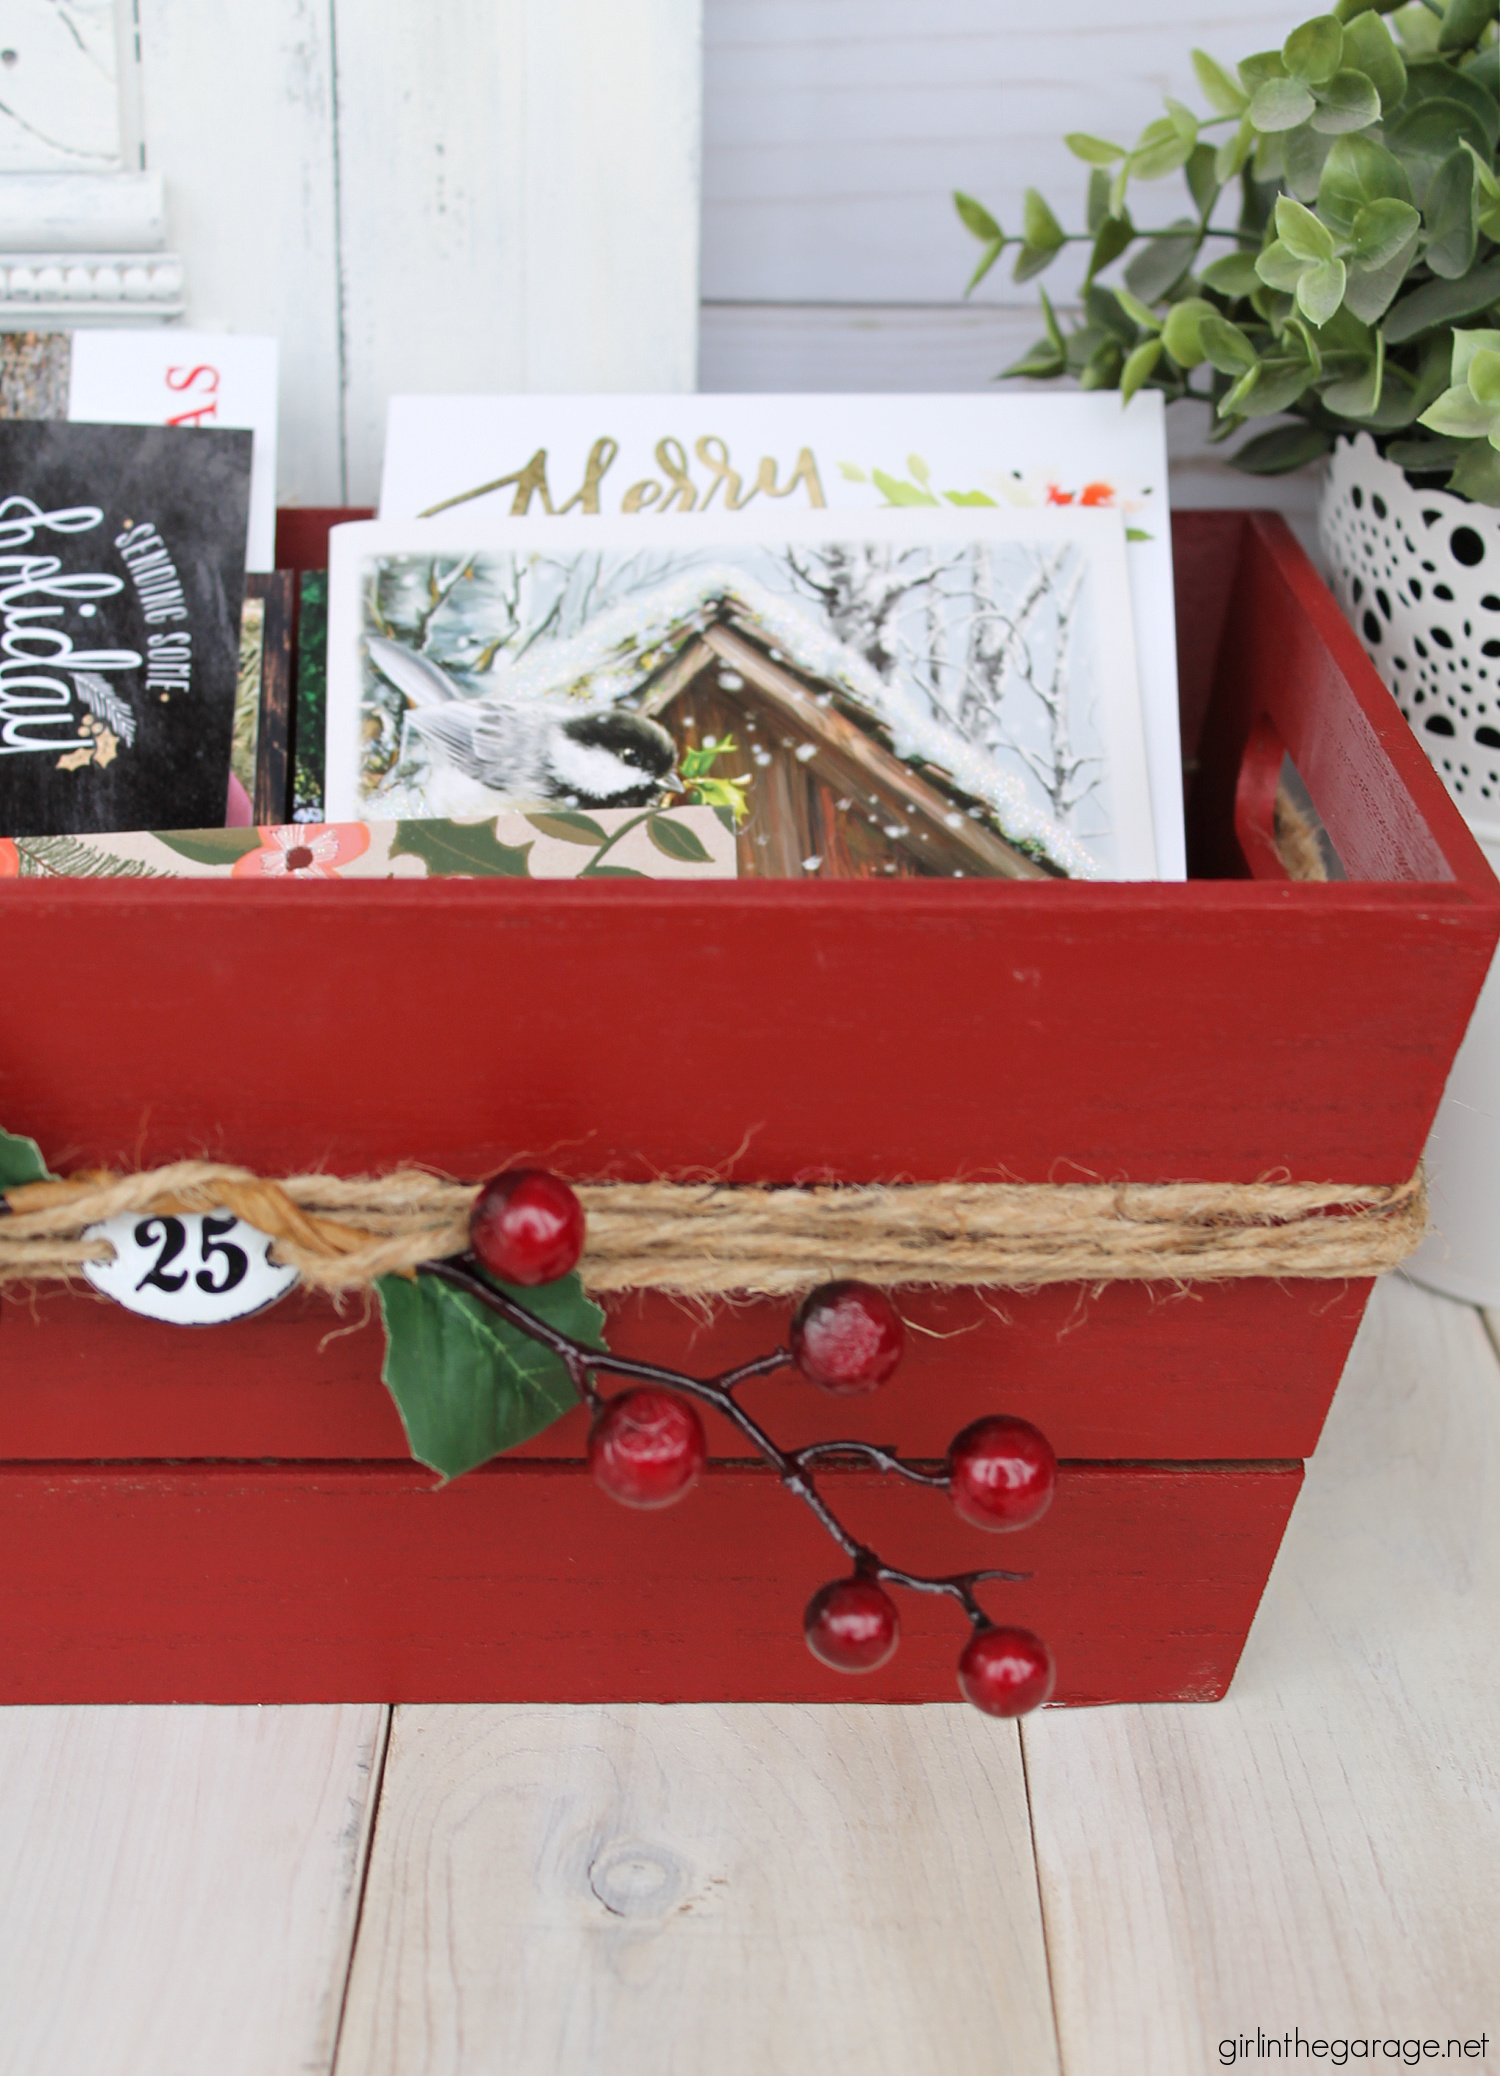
[325,509,1156,880]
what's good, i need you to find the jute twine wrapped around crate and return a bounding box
[0,1162,1428,1295]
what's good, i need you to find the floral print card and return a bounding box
[377,390,1180,876]
[0,806,736,881]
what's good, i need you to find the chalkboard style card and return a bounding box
[0,420,252,840]
[326,504,1156,882]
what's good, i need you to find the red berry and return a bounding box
[790,1280,904,1393]
[588,1388,706,1509]
[469,1167,585,1286]
[957,1625,1055,1717]
[946,1416,1057,1532]
[803,1577,900,1672]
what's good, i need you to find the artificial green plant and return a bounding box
[955,0,1500,501]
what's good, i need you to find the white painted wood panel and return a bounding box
[0,1703,388,2076]
[137,0,344,504]
[1022,1275,1500,2072]
[336,1701,1058,2076]
[333,0,702,505]
[702,2,1301,307]
[0,0,122,171]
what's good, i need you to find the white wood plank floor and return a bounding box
[0,1272,1494,2076]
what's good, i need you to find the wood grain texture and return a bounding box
[0,1702,387,2076]
[137,0,344,505]
[1022,1274,1500,2067]
[0,1272,1374,1464]
[0,1460,1299,1704]
[333,0,702,504]
[701,1,1300,306]
[335,1702,1059,2076]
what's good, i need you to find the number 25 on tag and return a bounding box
[83,1211,298,1324]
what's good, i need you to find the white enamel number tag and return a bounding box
[83,1210,299,1325]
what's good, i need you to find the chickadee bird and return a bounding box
[366,634,681,808]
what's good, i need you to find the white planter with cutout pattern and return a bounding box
[1320,433,1500,1304]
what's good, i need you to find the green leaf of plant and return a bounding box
[1386,432,1471,470]
[645,813,713,864]
[1296,255,1348,323]
[1123,225,1200,301]
[954,191,1003,242]
[1391,3,1441,55]
[1276,193,1338,260]
[1468,346,1500,406]
[1251,76,1319,131]
[1200,313,1262,373]
[1066,133,1125,165]
[1161,297,1218,366]
[1318,132,1413,232]
[1383,256,1500,342]
[1311,68,1382,132]
[376,1267,604,1480]
[1285,122,1335,202]
[1012,242,1062,284]
[1022,188,1066,253]
[1386,98,1493,200]
[1242,360,1319,414]
[966,239,1005,292]
[1451,326,1500,385]
[1228,422,1335,472]
[1342,223,1420,322]
[581,865,647,878]
[1038,286,1067,358]
[525,810,609,846]
[1086,210,1135,280]
[1257,237,1313,291]
[1418,382,1500,435]
[1085,284,1139,344]
[1202,250,1263,297]
[1322,330,1385,415]
[1439,0,1498,52]
[1341,9,1407,109]
[999,337,1067,379]
[152,827,266,866]
[0,1126,52,1190]
[1346,195,1421,265]
[1086,168,1111,233]
[1128,117,1195,181]
[1239,50,1290,91]
[1219,364,1262,416]
[1448,439,1500,502]
[1423,147,1479,279]
[1185,142,1221,219]
[1285,15,1345,82]
[1216,118,1255,184]
[1399,52,1500,148]
[1119,337,1163,404]
[1253,128,1288,183]
[1193,48,1249,114]
[390,819,534,877]
[1113,286,1162,332]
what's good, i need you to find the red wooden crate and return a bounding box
[0,509,1494,1706]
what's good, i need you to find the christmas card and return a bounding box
[325,504,1156,882]
[378,390,1181,876]
[0,420,252,839]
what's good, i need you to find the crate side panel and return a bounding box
[0,882,1490,1185]
[0,1460,1302,1706]
[0,1278,1368,1464]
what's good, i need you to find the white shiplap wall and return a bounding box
[133,0,702,504]
[698,0,1320,531]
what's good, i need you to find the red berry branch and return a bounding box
[429,1167,1059,1719]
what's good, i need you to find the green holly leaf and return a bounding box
[646,813,714,864]
[390,819,533,877]
[0,1126,52,1191]
[153,827,266,867]
[525,810,609,846]
[377,1266,605,1480]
